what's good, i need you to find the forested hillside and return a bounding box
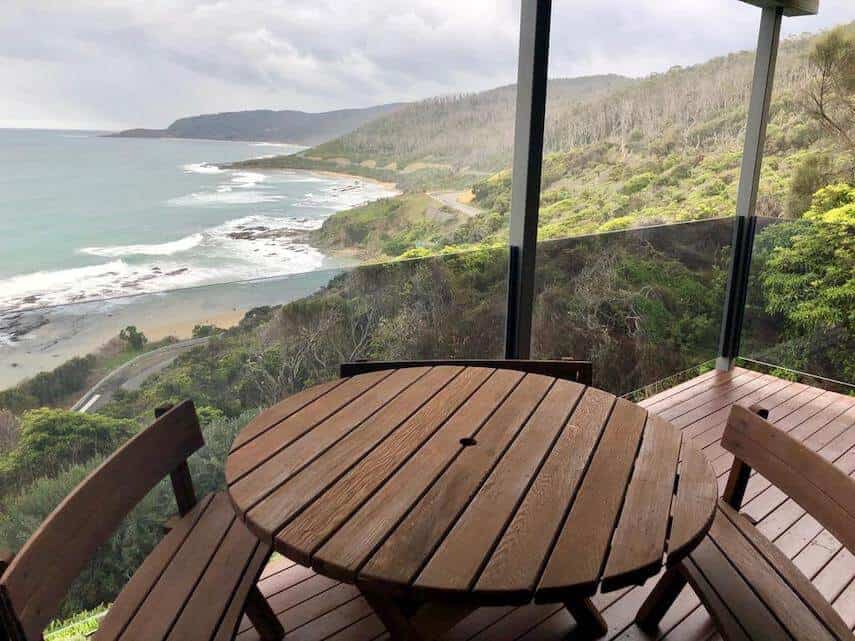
[111,102,406,146]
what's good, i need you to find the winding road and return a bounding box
[73,337,210,413]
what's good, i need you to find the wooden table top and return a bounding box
[226,366,717,605]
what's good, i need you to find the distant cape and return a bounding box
[109,103,407,146]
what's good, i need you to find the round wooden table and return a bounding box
[226,365,717,639]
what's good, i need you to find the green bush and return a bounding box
[0,409,259,618]
[0,410,135,492]
[0,356,96,414]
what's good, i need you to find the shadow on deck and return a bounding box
[237,367,855,641]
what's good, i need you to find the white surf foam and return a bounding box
[168,190,282,206]
[80,233,204,257]
[182,162,225,174]
[1,167,396,314]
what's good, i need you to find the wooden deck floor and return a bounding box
[236,367,855,641]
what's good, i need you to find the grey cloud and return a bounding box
[0,0,852,130]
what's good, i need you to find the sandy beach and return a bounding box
[0,268,341,390]
[307,169,398,194]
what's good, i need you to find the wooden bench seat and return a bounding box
[94,492,273,641]
[637,404,855,641]
[0,401,283,641]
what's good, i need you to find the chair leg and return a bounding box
[564,597,608,637]
[635,565,688,630]
[245,585,285,640]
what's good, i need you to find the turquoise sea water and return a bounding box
[0,129,395,313]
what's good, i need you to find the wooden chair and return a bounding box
[0,401,284,641]
[340,358,593,385]
[636,403,855,641]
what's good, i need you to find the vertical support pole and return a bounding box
[716,6,783,371]
[505,0,552,359]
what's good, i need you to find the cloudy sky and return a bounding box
[2,0,853,131]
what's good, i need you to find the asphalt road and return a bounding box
[73,337,210,413]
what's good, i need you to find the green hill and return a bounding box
[256,24,853,259]
[110,103,407,146]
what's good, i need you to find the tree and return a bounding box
[119,325,148,351]
[803,26,855,155]
[0,409,136,491]
[0,410,19,455]
[761,184,854,380]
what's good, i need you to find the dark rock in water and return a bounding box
[164,267,190,277]
[0,311,49,342]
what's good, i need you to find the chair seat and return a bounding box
[94,493,270,641]
[682,500,852,641]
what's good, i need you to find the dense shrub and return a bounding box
[0,410,135,492]
[0,409,258,617]
[0,356,96,414]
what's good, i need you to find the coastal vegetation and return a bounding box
[0,23,851,632]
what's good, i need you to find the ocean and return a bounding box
[0,129,395,312]
[0,129,397,387]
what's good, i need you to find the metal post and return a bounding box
[716,6,783,371]
[505,0,552,359]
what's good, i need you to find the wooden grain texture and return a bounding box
[235,367,466,533]
[228,367,433,511]
[227,370,391,482]
[231,378,346,451]
[272,367,508,560]
[475,387,616,602]
[164,520,261,641]
[310,369,522,582]
[94,494,216,641]
[667,438,719,564]
[536,398,648,601]
[722,404,855,553]
[707,510,839,641]
[114,493,238,640]
[716,503,852,641]
[358,374,553,592]
[212,543,274,641]
[602,414,682,591]
[679,555,753,641]
[414,380,585,596]
[691,536,792,640]
[1,401,204,641]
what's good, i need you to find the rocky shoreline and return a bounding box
[0,311,49,345]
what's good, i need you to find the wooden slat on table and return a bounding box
[475,387,615,602]
[236,367,469,534]
[273,368,515,561]
[413,380,585,596]
[667,438,718,563]
[315,370,551,582]
[227,370,393,480]
[229,366,447,511]
[602,413,682,590]
[231,378,347,451]
[536,398,648,600]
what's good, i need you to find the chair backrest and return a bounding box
[722,403,855,553]
[340,359,593,385]
[0,401,203,641]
